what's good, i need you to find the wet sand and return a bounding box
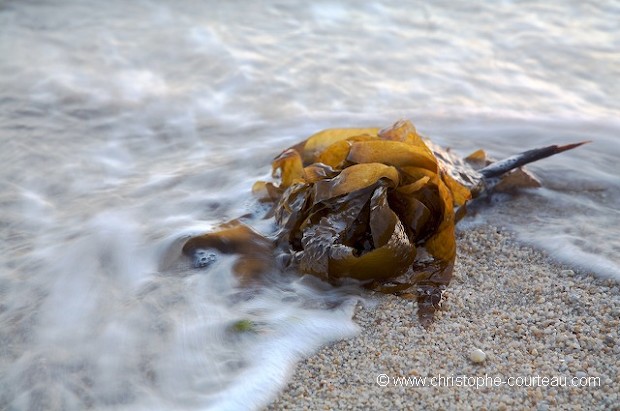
[267,225,620,410]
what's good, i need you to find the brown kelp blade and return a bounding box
[479,141,589,179]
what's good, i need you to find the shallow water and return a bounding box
[1,0,619,409]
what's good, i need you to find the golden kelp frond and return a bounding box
[300,127,379,164]
[182,223,275,283]
[379,119,435,158]
[252,181,281,202]
[347,140,438,171]
[183,222,273,257]
[303,163,339,183]
[315,135,378,168]
[313,163,399,202]
[493,168,541,191]
[272,149,305,188]
[441,172,472,206]
[465,148,488,165]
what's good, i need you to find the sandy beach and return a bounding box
[267,225,620,410]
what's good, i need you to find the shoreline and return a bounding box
[267,225,619,410]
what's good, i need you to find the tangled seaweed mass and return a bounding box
[183,120,584,325]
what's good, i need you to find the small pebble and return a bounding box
[193,249,217,268]
[469,348,486,363]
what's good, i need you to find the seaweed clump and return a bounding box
[182,120,586,326]
[185,120,471,325]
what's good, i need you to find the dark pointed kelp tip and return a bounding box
[557,140,591,150]
[479,140,591,179]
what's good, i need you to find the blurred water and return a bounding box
[1,0,618,409]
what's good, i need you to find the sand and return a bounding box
[267,225,620,410]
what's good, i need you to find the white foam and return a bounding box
[529,234,620,280]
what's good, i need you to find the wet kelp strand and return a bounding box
[182,120,587,325]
